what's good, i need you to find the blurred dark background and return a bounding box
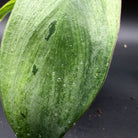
[0,0,138,138]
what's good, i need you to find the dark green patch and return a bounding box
[21,113,26,118]
[45,20,57,41]
[32,64,38,75]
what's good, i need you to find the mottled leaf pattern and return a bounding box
[0,0,121,138]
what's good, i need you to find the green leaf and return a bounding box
[0,0,16,22]
[0,0,121,138]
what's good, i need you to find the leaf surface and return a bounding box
[0,0,121,138]
[0,0,16,22]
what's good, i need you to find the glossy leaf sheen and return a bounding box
[0,0,121,138]
[0,0,16,22]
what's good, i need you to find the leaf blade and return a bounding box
[0,0,121,138]
[0,0,16,22]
